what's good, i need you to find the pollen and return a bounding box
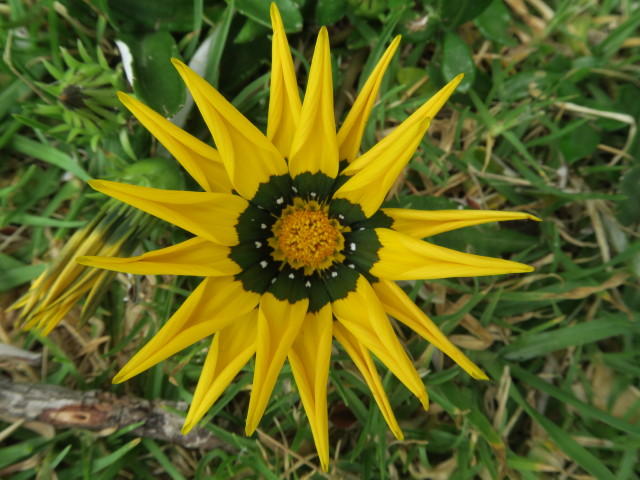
[270,199,345,274]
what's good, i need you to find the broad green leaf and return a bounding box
[560,122,601,164]
[235,17,269,44]
[316,0,346,25]
[119,32,185,116]
[101,0,197,32]
[442,31,475,92]
[475,0,518,46]
[439,0,492,27]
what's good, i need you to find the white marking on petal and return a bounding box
[292,186,298,193]
[261,223,267,229]
[276,197,284,205]
[331,271,338,278]
[271,277,277,284]
[260,260,268,268]
[305,281,311,288]
[255,241,262,248]
[310,192,317,197]
[348,264,355,269]
[350,242,356,251]
[289,273,295,279]
[338,214,344,220]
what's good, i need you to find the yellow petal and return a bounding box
[332,275,429,410]
[20,232,127,332]
[289,306,333,472]
[267,3,301,158]
[343,73,463,176]
[288,27,339,179]
[337,36,401,163]
[77,237,240,276]
[333,321,403,439]
[182,310,258,433]
[24,298,76,335]
[113,276,260,383]
[371,228,535,280]
[20,217,116,316]
[172,59,288,200]
[372,279,488,380]
[383,208,541,238]
[245,293,309,435]
[89,180,247,246]
[117,92,233,193]
[333,118,430,217]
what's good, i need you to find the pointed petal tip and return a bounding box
[473,370,490,381]
[245,421,257,437]
[181,421,195,435]
[171,57,187,71]
[116,91,130,103]
[87,179,105,191]
[528,213,542,222]
[445,73,464,92]
[419,393,429,411]
[112,372,126,384]
[75,256,90,266]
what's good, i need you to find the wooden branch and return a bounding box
[0,378,224,450]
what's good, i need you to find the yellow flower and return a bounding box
[78,4,537,471]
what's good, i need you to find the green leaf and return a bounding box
[102,0,197,32]
[204,0,235,87]
[235,17,270,44]
[0,264,46,291]
[508,363,640,438]
[439,0,492,27]
[433,223,538,257]
[475,0,518,46]
[9,135,92,181]
[141,439,186,480]
[596,8,640,59]
[500,314,637,361]
[431,384,504,448]
[119,32,185,116]
[560,122,601,164]
[616,165,640,225]
[442,31,475,92]
[316,0,346,25]
[396,67,435,97]
[235,0,302,32]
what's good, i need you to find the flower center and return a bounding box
[269,199,345,274]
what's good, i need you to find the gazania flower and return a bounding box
[78,4,536,470]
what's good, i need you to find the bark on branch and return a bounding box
[0,378,223,449]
